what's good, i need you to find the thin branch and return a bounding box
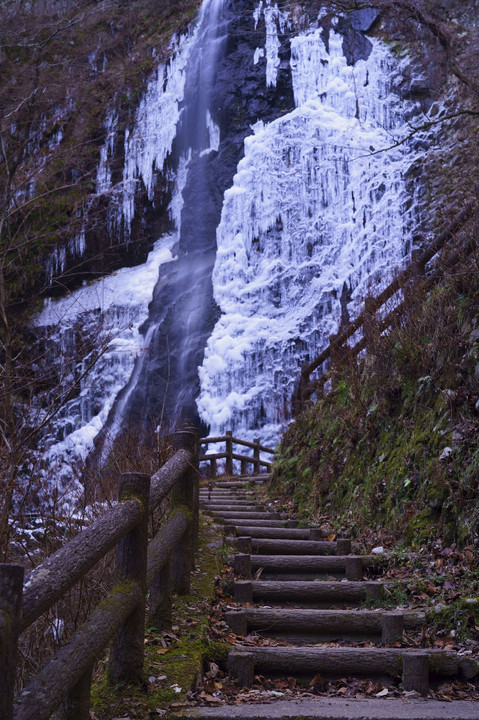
[353,109,479,160]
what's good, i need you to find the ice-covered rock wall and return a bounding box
[197,7,425,448]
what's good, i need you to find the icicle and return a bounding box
[198,19,426,448]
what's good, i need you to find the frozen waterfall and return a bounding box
[197,18,425,448]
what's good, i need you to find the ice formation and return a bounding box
[197,22,425,448]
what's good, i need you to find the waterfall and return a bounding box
[33,0,428,488]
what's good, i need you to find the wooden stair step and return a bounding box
[201,499,265,505]
[214,479,268,488]
[202,504,266,512]
[235,538,344,555]
[226,526,313,540]
[225,607,425,641]
[211,511,287,520]
[227,646,461,687]
[234,579,389,604]
[231,553,380,580]
[224,519,297,528]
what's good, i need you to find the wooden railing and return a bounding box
[200,431,275,477]
[293,195,479,414]
[0,425,200,720]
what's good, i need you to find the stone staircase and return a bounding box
[169,477,479,719]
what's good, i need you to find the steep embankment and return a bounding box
[273,233,479,545]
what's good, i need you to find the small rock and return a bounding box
[372,546,385,555]
[442,389,456,400]
[468,328,479,343]
[434,603,447,613]
[439,446,453,460]
[460,656,479,680]
[206,662,220,678]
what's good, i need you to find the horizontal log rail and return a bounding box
[293,194,479,413]
[0,425,201,720]
[200,430,275,477]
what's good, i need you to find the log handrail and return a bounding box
[294,195,479,412]
[201,435,275,455]
[200,431,275,478]
[0,425,200,720]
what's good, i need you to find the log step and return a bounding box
[214,479,268,487]
[234,538,344,555]
[232,553,380,580]
[234,579,389,604]
[199,491,257,498]
[225,519,297,528]
[225,607,424,642]
[225,526,313,539]
[211,511,287,521]
[227,646,460,688]
[202,504,266,512]
[201,499,265,505]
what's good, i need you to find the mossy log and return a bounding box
[21,449,192,632]
[150,448,193,510]
[21,499,142,631]
[14,580,142,720]
[147,508,189,587]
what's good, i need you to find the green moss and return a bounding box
[404,509,436,545]
[90,514,222,719]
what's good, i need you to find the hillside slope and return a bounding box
[273,220,479,546]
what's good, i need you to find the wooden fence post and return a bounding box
[210,457,217,479]
[241,458,248,475]
[225,430,233,475]
[108,472,150,685]
[411,248,426,278]
[62,662,94,720]
[363,296,377,353]
[170,425,199,594]
[253,438,260,474]
[329,332,347,385]
[149,561,173,631]
[0,563,24,720]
